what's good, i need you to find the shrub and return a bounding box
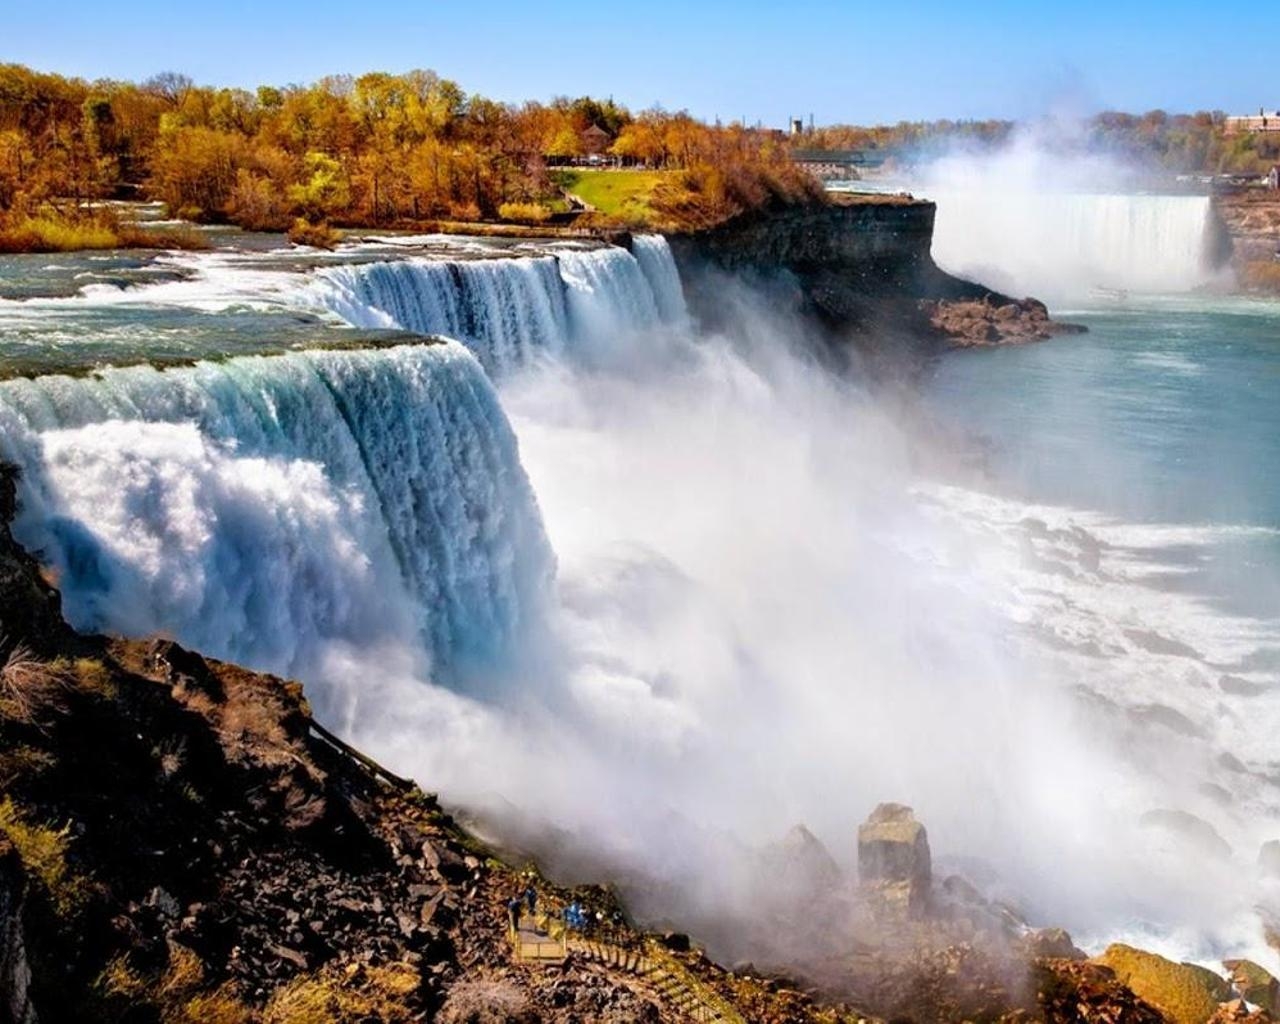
[497,202,552,225]
[287,218,339,250]
[0,797,83,913]
[264,962,421,1023]
[0,641,69,723]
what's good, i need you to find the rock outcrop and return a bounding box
[857,802,931,918]
[1096,944,1233,1024]
[1224,958,1279,1014]
[667,193,1084,370]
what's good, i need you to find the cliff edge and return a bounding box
[667,193,1084,368]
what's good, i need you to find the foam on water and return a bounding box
[304,237,685,372]
[0,343,552,686]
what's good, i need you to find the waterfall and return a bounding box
[0,342,553,684]
[927,190,1226,300]
[306,237,687,372]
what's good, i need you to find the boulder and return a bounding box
[1223,959,1278,1014]
[858,803,931,917]
[1095,944,1230,1024]
[1026,926,1087,961]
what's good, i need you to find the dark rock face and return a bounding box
[666,195,1083,370]
[0,840,37,1024]
[0,465,70,658]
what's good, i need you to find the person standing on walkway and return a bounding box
[507,896,523,933]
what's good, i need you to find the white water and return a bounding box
[306,241,685,373]
[0,343,551,686]
[928,189,1222,300]
[1,234,1276,970]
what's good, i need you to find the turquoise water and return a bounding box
[925,296,1280,621]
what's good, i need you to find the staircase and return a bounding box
[507,897,745,1023]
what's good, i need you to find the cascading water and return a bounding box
[927,189,1226,300]
[0,342,552,686]
[306,238,687,371]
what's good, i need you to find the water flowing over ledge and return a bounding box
[305,237,687,373]
[0,342,553,684]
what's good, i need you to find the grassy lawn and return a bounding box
[552,169,671,225]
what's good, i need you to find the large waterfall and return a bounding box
[308,237,687,372]
[927,190,1226,300]
[0,342,552,685]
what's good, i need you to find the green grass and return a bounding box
[552,169,671,225]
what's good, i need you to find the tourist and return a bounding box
[507,896,523,932]
[524,884,537,915]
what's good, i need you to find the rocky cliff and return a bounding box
[1213,192,1280,293]
[666,194,1083,367]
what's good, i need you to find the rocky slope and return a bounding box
[666,193,1084,369]
[0,459,1275,1024]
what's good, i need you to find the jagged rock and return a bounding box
[1223,959,1279,1014]
[759,824,844,905]
[1096,943,1230,1024]
[1026,927,1088,961]
[858,803,931,917]
[0,839,37,1024]
[1034,958,1167,1024]
[1140,809,1233,860]
[1208,999,1273,1024]
[858,804,931,887]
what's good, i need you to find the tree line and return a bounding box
[802,110,1280,175]
[0,63,818,237]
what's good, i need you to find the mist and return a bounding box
[901,129,1233,303]
[333,274,1275,968]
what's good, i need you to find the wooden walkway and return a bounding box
[508,903,744,1023]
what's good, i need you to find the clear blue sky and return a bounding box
[5,0,1273,126]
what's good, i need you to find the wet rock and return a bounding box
[1140,809,1233,860]
[1223,959,1278,1013]
[1208,998,1273,1024]
[659,932,691,952]
[0,840,37,1024]
[858,803,930,887]
[1026,926,1087,961]
[1095,944,1230,1024]
[1034,958,1167,1024]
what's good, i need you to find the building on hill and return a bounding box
[1225,110,1280,134]
[581,124,612,157]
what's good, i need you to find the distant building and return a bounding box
[790,118,804,136]
[580,124,611,157]
[1225,109,1280,134]
[789,148,890,180]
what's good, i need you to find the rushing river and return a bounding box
[0,210,1276,967]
